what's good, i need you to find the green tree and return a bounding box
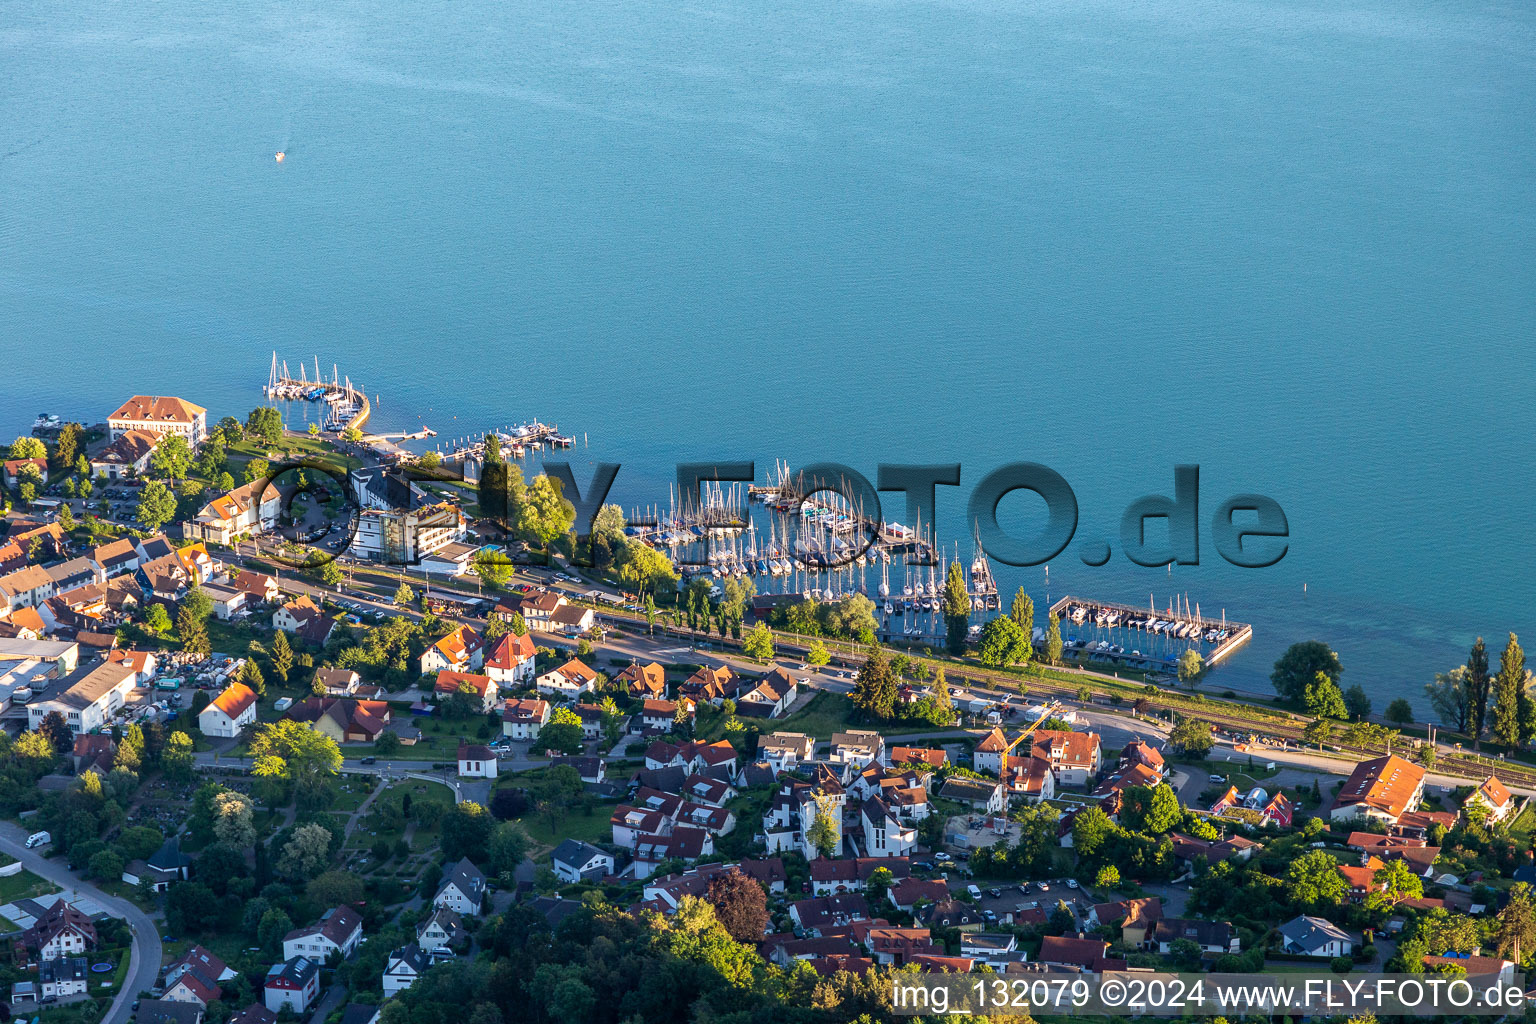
[1343,684,1372,721]
[1284,848,1348,909]
[394,582,416,608]
[178,604,210,657]
[850,650,898,721]
[742,622,775,662]
[1494,882,1536,966]
[805,805,839,859]
[805,638,831,667]
[1302,718,1332,749]
[942,560,970,654]
[150,434,193,480]
[341,426,363,443]
[249,720,343,796]
[488,821,530,877]
[246,406,284,446]
[1467,636,1492,744]
[8,436,46,460]
[277,822,333,879]
[1169,715,1213,757]
[1426,666,1472,734]
[515,474,576,547]
[1177,649,1204,683]
[442,801,495,863]
[1095,864,1120,889]
[1365,857,1424,912]
[58,503,74,531]
[163,731,195,780]
[1304,671,1348,719]
[616,540,677,597]
[241,656,266,696]
[1385,698,1414,724]
[136,479,178,531]
[270,629,293,684]
[976,616,1029,668]
[1043,612,1063,666]
[318,560,344,587]
[1009,587,1034,634]
[1119,784,1180,834]
[1272,641,1343,701]
[1493,633,1526,748]
[144,603,172,635]
[1070,806,1114,858]
[472,550,514,589]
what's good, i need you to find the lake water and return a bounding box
[3,0,1534,711]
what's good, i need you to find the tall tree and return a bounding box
[704,868,770,943]
[851,650,897,721]
[270,629,293,684]
[942,561,970,654]
[178,605,210,657]
[929,666,954,722]
[1468,636,1491,745]
[1044,612,1063,666]
[1009,588,1034,633]
[1271,641,1343,702]
[1493,633,1525,748]
[1425,666,1471,734]
[136,479,178,531]
[483,432,503,465]
[1304,672,1348,720]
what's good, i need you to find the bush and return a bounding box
[1330,956,1352,974]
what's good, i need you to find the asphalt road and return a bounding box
[0,822,161,1024]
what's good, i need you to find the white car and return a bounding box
[1066,879,1079,889]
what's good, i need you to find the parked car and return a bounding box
[25,831,50,848]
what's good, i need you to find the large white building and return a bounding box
[350,504,467,564]
[198,682,259,738]
[27,660,137,734]
[107,396,207,444]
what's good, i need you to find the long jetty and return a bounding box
[1048,594,1253,668]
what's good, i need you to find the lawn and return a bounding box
[1509,803,1536,840]
[519,805,614,853]
[0,868,62,903]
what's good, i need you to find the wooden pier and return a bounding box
[1048,594,1252,669]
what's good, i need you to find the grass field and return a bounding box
[519,805,613,853]
[0,868,62,904]
[1509,803,1536,839]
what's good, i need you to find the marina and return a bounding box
[263,353,371,435]
[1047,594,1253,673]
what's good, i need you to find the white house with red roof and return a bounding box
[1466,775,1516,823]
[1330,755,1425,825]
[263,957,320,1014]
[281,907,363,962]
[420,625,484,675]
[483,631,536,687]
[536,658,598,700]
[199,682,259,738]
[434,670,498,713]
[108,395,207,443]
[501,698,550,740]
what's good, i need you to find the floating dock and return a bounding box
[1047,594,1252,670]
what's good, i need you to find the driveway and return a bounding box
[0,823,161,1024]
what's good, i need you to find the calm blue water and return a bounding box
[3,0,1534,710]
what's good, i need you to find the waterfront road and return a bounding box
[0,822,161,1024]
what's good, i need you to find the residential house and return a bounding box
[630,826,714,878]
[47,557,103,595]
[789,894,871,936]
[89,429,158,479]
[551,840,615,883]
[501,698,550,740]
[434,670,497,713]
[382,945,429,996]
[737,857,788,893]
[136,1002,204,1024]
[418,541,479,577]
[830,731,885,768]
[1467,775,1516,823]
[457,743,498,779]
[198,682,258,738]
[262,957,320,1014]
[282,907,363,963]
[89,539,141,578]
[0,564,55,612]
[1154,918,1239,955]
[229,569,281,605]
[272,596,334,646]
[164,947,236,1008]
[683,774,736,807]
[536,658,598,700]
[1038,935,1111,971]
[108,395,207,443]
[960,933,1020,969]
[184,478,284,544]
[763,769,847,860]
[227,1004,275,1024]
[757,732,815,771]
[1120,739,1167,775]
[415,909,467,954]
[510,589,565,631]
[1421,955,1517,984]
[21,901,97,960]
[889,877,950,913]
[483,631,537,688]
[939,776,1006,814]
[639,698,691,733]
[420,626,485,675]
[889,746,947,770]
[72,734,116,775]
[284,697,393,744]
[860,796,917,858]
[548,603,595,636]
[1278,915,1354,957]
[1009,755,1057,803]
[616,661,668,700]
[1031,729,1102,787]
[679,664,738,704]
[972,728,1010,775]
[314,668,361,696]
[1329,755,1425,825]
[39,958,88,1000]
[736,667,798,718]
[433,858,487,916]
[1093,897,1164,949]
[551,755,606,783]
[809,857,911,896]
[865,927,940,966]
